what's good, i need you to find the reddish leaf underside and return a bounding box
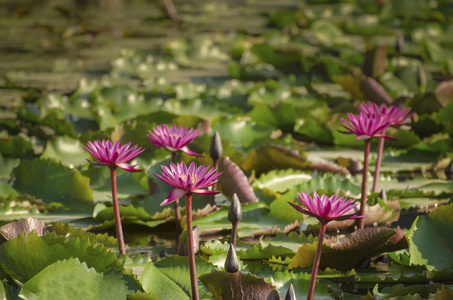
[218,157,259,203]
[289,227,408,271]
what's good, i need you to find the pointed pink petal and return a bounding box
[160,188,187,206]
[192,189,220,195]
[117,163,142,172]
[180,146,203,157]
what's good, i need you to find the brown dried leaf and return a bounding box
[193,203,219,220]
[252,226,281,237]
[0,218,48,243]
[284,220,300,234]
[435,80,453,107]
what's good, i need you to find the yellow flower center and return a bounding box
[179,174,198,185]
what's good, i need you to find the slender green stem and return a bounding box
[186,193,199,300]
[110,167,126,255]
[307,223,327,300]
[372,135,385,193]
[358,139,371,229]
[172,151,182,232]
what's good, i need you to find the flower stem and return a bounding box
[307,223,327,300]
[358,139,371,229]
[230,221,238,247]
[110,167,126,256]
[372,135,385,193]
[172,151,182,233]
[210,157,219,206]
[186,193,199,300]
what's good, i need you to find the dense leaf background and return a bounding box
[0,0,452,298]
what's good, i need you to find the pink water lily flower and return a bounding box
[83,139,144,255]
[288,192,362,224]
[356,102,413,194]
[147,124,201,156]
[339,112,395,140]
[83,140,144,172]
[288,192,362,300]
[356,102,414,126]
[154,161,222,206]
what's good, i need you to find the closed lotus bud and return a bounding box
[224,244,240,273]
[228,193,242,223]
[210,131,223,160]
[285,283,296,300]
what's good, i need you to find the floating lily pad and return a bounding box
[407,204,453,272]
[13,159,93,211]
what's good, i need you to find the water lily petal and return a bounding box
[117,163,142,172]
[192,189,220,195]
[161,188,187,206]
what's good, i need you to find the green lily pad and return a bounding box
[270,271,331,300]
[41,136,91,167]
[95,204,153,223]
[212,118,275,148]
[0,231,123,283]
[13,159,93,211]
[251,43,301,69]
[0,182,18,199]
[0,156,19,179]
[82,167,148,202]
[261,232,315,253]
[140,256,216,299]
[407,204,453,272]
[253,169,312,193]
[0,135,35,157]
[19,258,138,300]
[193,202,286,237]
[243,144,308,175]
